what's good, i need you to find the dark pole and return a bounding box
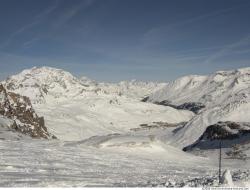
[218,139,222,184]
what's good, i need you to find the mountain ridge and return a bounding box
[3,66,167,103]
[146,67,250,148]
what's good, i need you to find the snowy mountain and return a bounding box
[3,67,99,104]
[3,67,166,104]
[2,66,192,141]
[146,67,250,148]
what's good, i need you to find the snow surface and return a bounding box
[34,95,192,141]
[0,139,249,187]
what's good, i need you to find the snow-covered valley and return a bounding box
[1,66,250,187]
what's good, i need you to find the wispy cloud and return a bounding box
[0,0,96,50]
[0,0,60,49]
[203,34,250,64]
[143,3,249,45]
[53,0,95,27]
[22,37,40,48]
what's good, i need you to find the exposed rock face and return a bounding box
[176,102,205,114]
[199,121,250,140]
[141,96,149,102]
[147,99,205,114]
[130,122,187,132]
[183,121,250,151]
[0,84,55,139]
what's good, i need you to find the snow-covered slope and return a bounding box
[35,93,193,141]
[2,67,192,141]
[147,67,250,148]
[148,68,250,107]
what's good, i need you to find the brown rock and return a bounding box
[0,84,56,139]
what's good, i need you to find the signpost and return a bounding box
[218,139,222,184]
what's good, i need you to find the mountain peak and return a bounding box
[3,67,89,103]
[17,66,75,79]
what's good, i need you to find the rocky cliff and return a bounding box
[0,84,55,139]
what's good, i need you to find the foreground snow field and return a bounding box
[0,139,249,187]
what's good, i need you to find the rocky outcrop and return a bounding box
[0,84,56,139]
[141,96,149,102]
[176,102,205,114]
[198,121,250,140]
[145,99,205,114]
[130,122,187,131]
[183,121,250,151]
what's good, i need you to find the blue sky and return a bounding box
[0,0,250,82]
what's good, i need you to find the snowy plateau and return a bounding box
[0,66,250,187]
